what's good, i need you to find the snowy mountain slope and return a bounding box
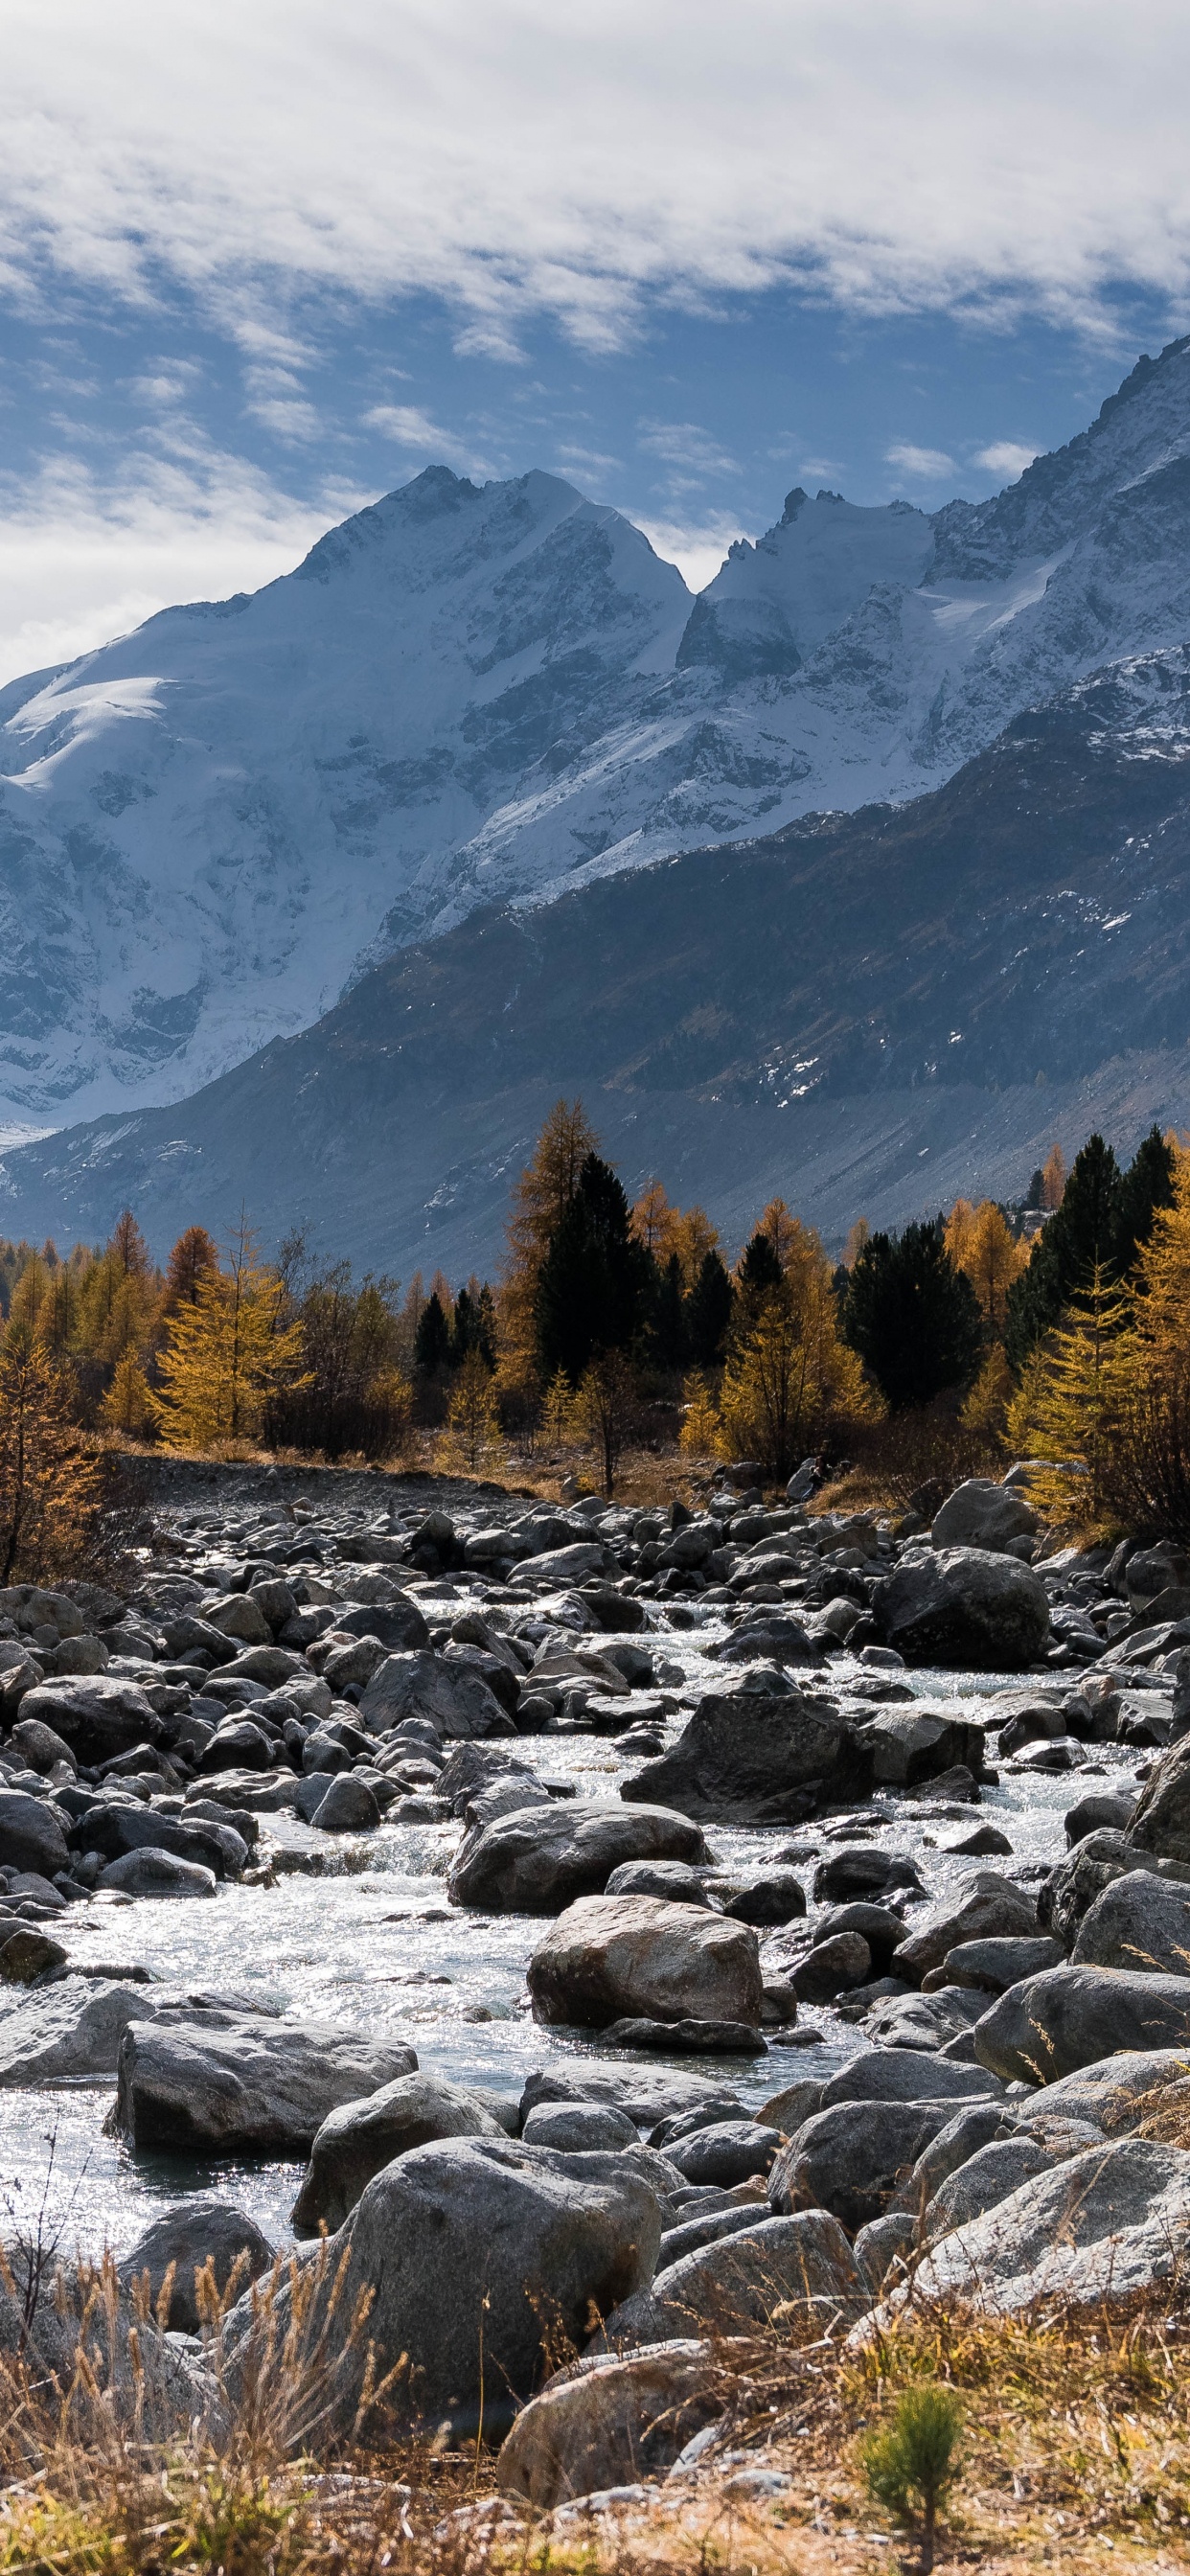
[7,336,1190,1136]
[6,640,1190,1272]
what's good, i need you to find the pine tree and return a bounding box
[101,1351,154,1437]
[650,1252,687,1372]
[946,1199,1027,1335]
[499,1099,598,1378]
[844,1219,983,1410]
[535,1152,653,1382]
[1004,1134,1121,1368]
[678,1371,721,1460]
[720,1254,874,1479]
[570,1350,636,1496]
[414,1292,452,1377]
[1113,1124,1177,1275]
[683,1250,734,1368]
[441,1347,505,1475]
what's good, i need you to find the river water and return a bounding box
[0,1613,1144,2265]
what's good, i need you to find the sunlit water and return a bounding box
[0,1610,1147,2262]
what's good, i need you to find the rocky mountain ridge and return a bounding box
[5,336,1190,1136]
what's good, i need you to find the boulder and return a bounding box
[973,1965,1190,2084]
[18,1676,162,1764]
[521,2063,740,2132]
[11,1716,76,1775]
[528,1896,763,2032]
[229,2137,663,2440]
[893,1873,1039,1984]
[896,2103,1018,2208]
[791,1933,872,2004]
[870,1549,1049,1669]
[930,1481,1038,1553]
[605,1861,712,1906]
[1065,1792,1137,1845]
[1041,1831,1147,1946]
[292,2071,507,2234]
[496,2340,725,2506]
[622,1689,868,1826]
[812,1847,926,1901]
[310,1775,380,1832]
[360,1651,514,1739]
[512,1543,609,1587]
[69,1800,243,1880]
[853,2214,916,2293]
[900,2141,1190,2313]
[521,2102,640,2154]
[0,1978,277,2086]
[115,2018,419,2151]
[938,1936,1064,1993]
[926,2138,1057,2239]
[602,2211,864,2349]
[118,2196,274,2332]
[769,2102,959,2231]
[336,1598,430,1651]
[819,2049,1002,2108]
[1072,1870,1190,1977]
[722,1872,807,1927]
[449,1802,706,1915]
[851,1707,987,1788]
[1127,1736,1190,1862]
[0,1928,67,1981]
[1038,2047,1190,2134]
[815,1903,906,1971]
[604,2018,767,2056]
[99,1849,217,1899]
[0,1789,69,1879]
[665,2122,781,2187]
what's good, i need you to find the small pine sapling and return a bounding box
[860,2382,962,2573]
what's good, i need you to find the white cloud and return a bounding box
[3,2,1190,350]
[974,438,1040,479]
[0,446,367,683]
[632,510,744,591]
[885,441,956,480]
[363,404,492,475]
[638,421,741,477]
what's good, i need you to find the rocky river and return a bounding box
[1,1455,1189,2490]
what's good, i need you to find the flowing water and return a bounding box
[0,1609,1144,2264]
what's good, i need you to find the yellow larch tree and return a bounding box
[947,1199,1028,1336]
[1006,1266,1133,1527]
[151,1220,309,1452]
[497,1098,598,1392]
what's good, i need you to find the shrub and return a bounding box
[860,2381,962,2571]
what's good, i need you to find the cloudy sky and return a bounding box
[3,0,1190,680]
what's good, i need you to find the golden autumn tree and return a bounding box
[0,1326,102,1583]
[1006,1266,1133,1526]
[945,1199,1027,1336]
[440,1347,505,1476]
[719,1215,875,1481]
[496,1099,599,1396]
[151,1219,309,1452]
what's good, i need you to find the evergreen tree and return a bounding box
[535,1152,653,1382]
[414,1291,452,1376]
[650,1252,687,1372]
[1113,1124,1177,1275]
[683,1249,734,1368]
[735,1227,784,1308]
[1004,1133,1122,1369]
[843,1218,983,1410]
[1007,1268,1133,1526]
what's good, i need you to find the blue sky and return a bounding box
[3,1,1190,679]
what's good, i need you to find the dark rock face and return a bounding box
[17,1677,162,1764]
[0,1790,69,1878]
[870,1549,1050,1668]
[1127,1736,1190,1862]
[620,1689,870,1824]
[448,1800,706,1913]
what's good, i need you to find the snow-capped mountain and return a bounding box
[6,334,1190,1136]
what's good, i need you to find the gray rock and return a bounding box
[820,2049,1002,2108]
[1127,1736,1190,1862]
[930,1480,1037,1553]
[0,1928,67,1981]
[1065,1792,1137,1845]
[116,2017,419,2151]
[292,2071,506,2234]
[603,2017,767,2056]
[893,1873,1039,1984]
[937,1936,1064,1993]
[722,1872,807,1926]
[897,2103,1018,2208]
[0,1789,69,1879]
[926,2137,1057,2238]
[11,1716,75,1776]
[0,1978,276,2086]
[310,1774,380,1832]
[658,2204,774,2266]
[853,2213,917,2292]
[512,1543,609,1587]
[496,2340,725,2506]
[621,1689,869,1826]
[1041,1831,1146,1945]
[522,2063,740,2132]
[812,1846,926,1901]
[665,2122,781,2187]
[99,1848,217,1899]
[1072,1869,1190,1976]
[18,1677,164,1764]
[852,1707,987,1787]
[768,2100,958,2230]
[603,2211,864,2348]
[449,1802,706,1914]
[870,1549,1049,1669]
[604,1861,712,1906]
[756,2078,825,2133]
[902,2140,1190,2312]
[974,1965,1190,2084]
[521,2102,640,2153]
[528,1896,763,2031]
[70,1800,243,1880]
[816,1903,906,1969]
[791,1932,872,2003]
[1038,2047,1190,2133]
[863,1986,989,2051]
[119,2196,273,2332]
[229,2137,662,2440]
[360,1650,514,1739]
[336,1598,430,1651]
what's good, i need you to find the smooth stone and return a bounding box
[601,2210,864,2347]
[450,1805,707,1916]
[116,2017,419,2151]
[527,1896,763,2031]
[496,2340,724,2507]
[974,1965,1190,2083]
[769,2100,959,2230]
[99,1849,217,1899]
[118,2196,274,2332]
[292,2071,507,2234]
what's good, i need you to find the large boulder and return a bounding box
[291,2072,507,2234]
[925,2138,1057,2240]
[850,1707,987,1789]
[520,2062,740,2131]
[620,1689,869,1826]
[892,1873,1039,1985]
[1072,1870,1190,1976]
[930,1480,1038,1553]
[228,2137,663,2440]
[899,2140,1190,2312]
[496,2340,725,2506]
[819,2049,1002,2107]
[118,2196,274,2332]
[1038,2048,1190,2133]
[0,1979,276,2086]
[17,1676,163,1764]
[0,1789,69,1879]
[527,1896,764,2031]
[768,2102,959,2231]
[336,1597,429,1651]
[69,1800,244,1880]
[870,1549,1049,1669]
[602,2211,864,2349]
[99,1849,217,1899]
[973,1965,1190,2084]
[448,1801,706,1914]
[115,2019,419,2151]
[1127,1736,1190,1863]
[359,1650,514,1739]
